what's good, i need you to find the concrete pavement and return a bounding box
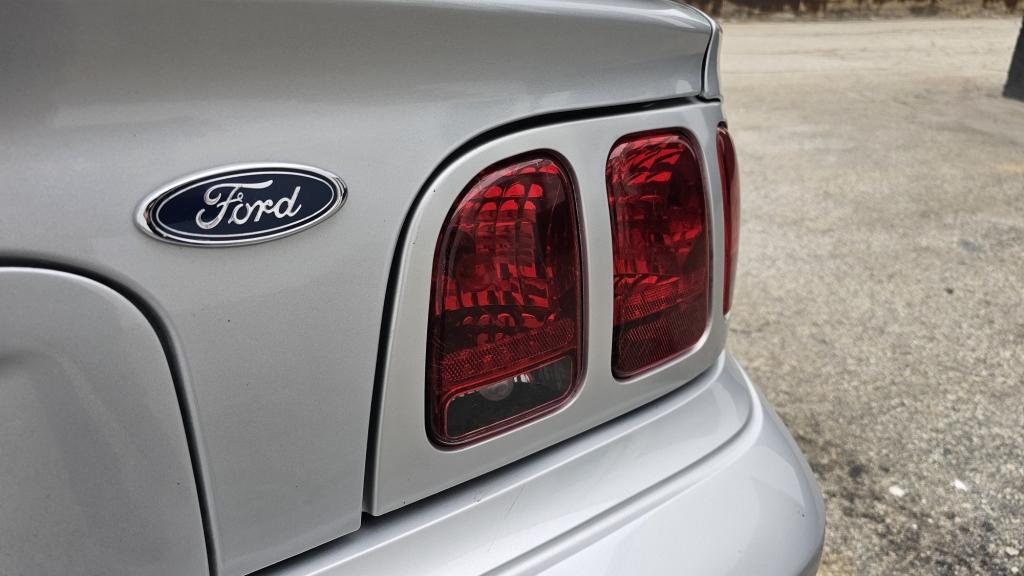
[722,18,1024,575]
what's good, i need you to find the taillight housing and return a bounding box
[606,131,710,378]
[717,125,740,315]
[426,153,583,446]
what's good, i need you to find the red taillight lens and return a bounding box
[427,154,583,445]
[606,131,710,378]
[717,125,740,315]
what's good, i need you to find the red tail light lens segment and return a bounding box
[717,125,740,315]
[606,131,710,378]
[427,154,583,446]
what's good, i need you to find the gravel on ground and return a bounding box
[722,18,1024,575]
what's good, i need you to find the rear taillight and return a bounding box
[606,131,710,378]
[427,154,583,446]
[717,125,740,315]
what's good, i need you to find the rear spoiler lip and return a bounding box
[691,7,724,101]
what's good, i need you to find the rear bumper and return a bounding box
[265,352,825,576]
[529,356,826,576]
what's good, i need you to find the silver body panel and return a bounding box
[270,353,826,576]
[0,268,207,576]
[0,1,823,574]
[0,2,712,574]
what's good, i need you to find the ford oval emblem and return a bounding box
[137,164,346,246]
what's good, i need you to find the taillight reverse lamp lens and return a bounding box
[427,154,583,445]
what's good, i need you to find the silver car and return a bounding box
[0,1,824,574]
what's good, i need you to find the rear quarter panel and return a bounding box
[0,269,206,576]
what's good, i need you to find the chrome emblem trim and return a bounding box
[136,163,347,247]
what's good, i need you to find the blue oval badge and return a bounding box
[137,164,346,246]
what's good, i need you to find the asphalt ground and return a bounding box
[721,19,1024,575]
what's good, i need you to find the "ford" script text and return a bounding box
[195,180,303,229]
